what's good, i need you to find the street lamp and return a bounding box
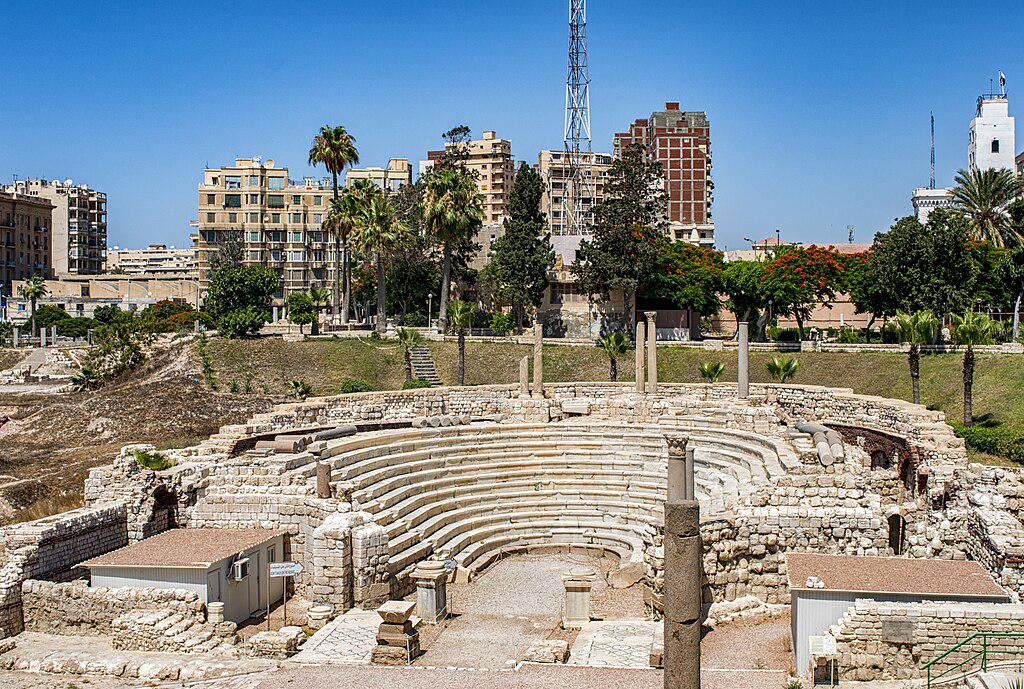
[427,294,433,331]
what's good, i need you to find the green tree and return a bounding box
[951,168,1024,248]
[448,299,475,385]
[846,250,900,341]
[286,291,315,335]
[309,124,360,322]
[19,275,48,336]
[951,311,1000,426]
[309,286,330,336]
[572,143,668,332]
[352,189,411,332]
[644,243,725,334]
[722,261,767,338]
[597,332,630,381]
[421,168,483,331]
[485,163,555,328]
[761,245,845,339]
[204,265,280,338]
[396,327,423,381]
[893,310,939,405]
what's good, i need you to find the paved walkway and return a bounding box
[288,608,381,665]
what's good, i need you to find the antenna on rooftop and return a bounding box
[929,112,936,190]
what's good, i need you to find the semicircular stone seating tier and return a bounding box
[309,420,798,583]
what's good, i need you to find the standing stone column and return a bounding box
[272,306,279,323]
[532,322,543,398]
[316,462,331,499]
[635,320,646,393]
[519,355,530,396]
[12,327,18,347]
[664,455,702,689]
[737,321,750,399]
[51,326,57,344]
[645,311,658,394]
[562,566,597,628]
[40,327,47,348]
[411,560,448,624]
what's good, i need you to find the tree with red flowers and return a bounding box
[761,245,845,338]
[643,242,725,319]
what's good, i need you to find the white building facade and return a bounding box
[969,95,1015,172]
[911,187,954,223]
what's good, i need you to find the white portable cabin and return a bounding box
[82,528,286,624]
[787,553,1010,677]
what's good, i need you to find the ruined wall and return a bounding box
[828,599,1024,682]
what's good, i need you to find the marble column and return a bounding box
[51,326,57,343]
[411,560,448,624]
[40,327,47,348]
[562,566,597,628]
[12,327,18,347]
[519,355,530,396]
[664,497,702,689]
[532,322,543,398]
[635,320,646,393]
[645,311,658,394]
[737,321,750,399]
[272,306,279,323]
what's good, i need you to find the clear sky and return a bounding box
[2,1,1022,252]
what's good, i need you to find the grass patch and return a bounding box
[133,449,176,471]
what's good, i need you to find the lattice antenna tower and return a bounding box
[561,0,593,236]
[930,112,936,190]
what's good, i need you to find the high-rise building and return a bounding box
[345,158,412,193]
[106,243,198,279]
[536,149,613,262]
[969,93,1015,172]
[1,179,107,275]
[613,102,714,247]
[0,189,53,298]
[1016,150,1023,177]
[195,157,337,303]
[426,131,515,224]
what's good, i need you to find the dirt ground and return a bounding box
[0,340,277,525]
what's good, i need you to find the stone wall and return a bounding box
[827,599,1024,681]
[0,504,127,639]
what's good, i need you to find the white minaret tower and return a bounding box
[969,73,1015,172]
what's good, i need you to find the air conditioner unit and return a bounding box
[231,558,250,581]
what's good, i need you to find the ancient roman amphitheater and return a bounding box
[2,377,1024,685]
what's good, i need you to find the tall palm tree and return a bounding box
[308,125,360,323]
[352,190,410,333]
[951,168,1024,247]
[597,332,629,381]
[421,168,483,332]
[396,327,423,381]
[20,275,48,337]
[893,310,939,405]
[448,299,475,386]
[309,286,330,336]
[951,311,1000,427]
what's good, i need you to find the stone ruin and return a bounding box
[1,379,1023,682]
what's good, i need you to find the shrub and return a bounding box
[339,378,375,394]
[400,312,427,327]
[766,355,799,383]
[953,423,1024,463]
[216,306,268,338]
[490,312,515,336]
[833,327,865,344]
[402,378,433,389]
[471,310,492,330]
[698,361,725,383]
[133,450,176,471]
[195,333,217,390]
[767,326,801,342]
[57,317,96,339]
[289,379,312,399]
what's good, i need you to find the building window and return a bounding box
[268,177,286,190]
[225,176,242,189]
[313,213,322,224]
[314,196,322,206]
[992,139,1000,153]
[228,213,237,222]
[206,194,215,204]
[290,213,303,223]
[248,212,260,222]
[268,195,285,209]
[247,175,260,186]
[271,213,281,223]
[290,231,303,242]
[224,194,241,208]
[248,194,260,204]
[292,195,302,204]
[247,231,261,242]
[206,213,215,222]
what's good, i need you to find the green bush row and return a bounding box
[953,423,1024,463]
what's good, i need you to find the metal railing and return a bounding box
[925,632,1024,687]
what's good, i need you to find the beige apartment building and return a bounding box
[195,157,338,303]
[9,274,198,322]
[536,150,614,235]
[106,243,197,278]
[1,190,53,299]
[345,158,412,192]
[426,131,514,224]
[2,179,107,274]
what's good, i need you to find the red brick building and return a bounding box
[613,102,714,247]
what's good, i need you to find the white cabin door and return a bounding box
[206,570,221,603]
[248,551,262,616]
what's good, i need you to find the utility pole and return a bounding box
[562,0,593,237]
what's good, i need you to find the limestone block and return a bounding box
[521,639,569,664]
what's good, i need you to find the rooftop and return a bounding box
[787,553,1009,600]
[82,528,284,569]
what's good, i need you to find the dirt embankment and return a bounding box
[0,340,277,525]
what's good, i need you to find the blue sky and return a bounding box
[2,1,1022,251]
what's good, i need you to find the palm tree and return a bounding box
[19,275,48,337]
[309,287,330,336]
[352,190,410,333]
[893,310,939,405]
[597,332,629,381]
[951,311,1000,426]
[448,299,475,386]
[698,361,726,383]
[421,168,483,332]
[950,168,1024,247]
[766,355,799,383]
[308,125,360,323]
[397,327,423,381]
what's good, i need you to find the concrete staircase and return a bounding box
[410,346,443,386]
